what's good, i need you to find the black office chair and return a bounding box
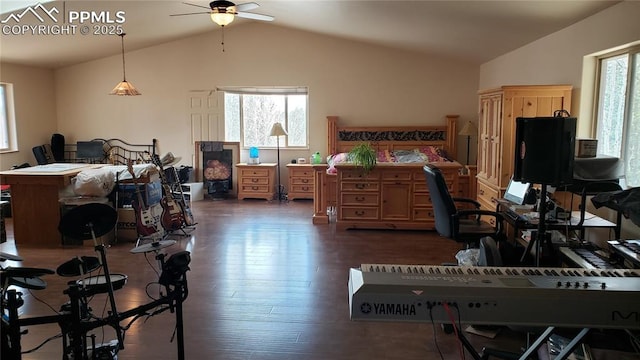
[423,164,505,248]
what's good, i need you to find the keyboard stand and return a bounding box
[518,327,590,360]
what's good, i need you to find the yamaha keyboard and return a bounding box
[349,264,640,329]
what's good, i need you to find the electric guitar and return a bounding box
[151,154,185,232]
[127,160,158,237]
[170,166,196,226]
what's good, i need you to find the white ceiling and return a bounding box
[0,0,620,69]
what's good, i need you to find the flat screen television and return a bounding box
[513,116,576,186]
[76,141,104,160]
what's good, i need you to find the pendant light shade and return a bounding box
[109,33,141,96]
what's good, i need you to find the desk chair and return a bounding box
[423,164,505,248]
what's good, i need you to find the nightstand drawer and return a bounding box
[241,177,269,185]
[240,168,270,177]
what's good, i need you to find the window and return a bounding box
[222,87,308,148]
[0,83,17,153]
[595,46,640,187]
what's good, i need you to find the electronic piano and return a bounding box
[349,264,640,329]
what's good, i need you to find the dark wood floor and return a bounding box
[1,199,539,359]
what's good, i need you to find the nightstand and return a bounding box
[286,164,314,200]
[236,163,277,200]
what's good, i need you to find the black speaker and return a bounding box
[51,133,65,162]
[513,116,577,186]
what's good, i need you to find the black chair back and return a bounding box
[423,164,456,238]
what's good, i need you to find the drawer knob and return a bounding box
[355,196,365,202]
[355,183,366,189]
[302,179,309,183]
[355,210,365,216]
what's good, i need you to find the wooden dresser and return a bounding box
[334,162,461,230]
[286,164,314,200]
[476,85,572,224]
[236,163,277,201]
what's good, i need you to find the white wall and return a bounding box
[479,1,640,136]
[0,63,56,169]
[479,0,640,238]
[53,23,479,169]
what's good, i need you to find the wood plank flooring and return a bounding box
[1,199,530,359]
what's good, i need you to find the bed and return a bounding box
[312,115,477,230]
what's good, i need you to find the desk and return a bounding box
[496,199,618,264]
[0,163,99,247]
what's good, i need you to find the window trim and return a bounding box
[593,44,640,187]
[0,82,18,153]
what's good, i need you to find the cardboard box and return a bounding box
[116,180,162,208]
[576,139,597,158]
[116,204,164,242]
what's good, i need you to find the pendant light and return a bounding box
[109,33,141,96]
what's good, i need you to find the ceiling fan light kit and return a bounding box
[172,1,274,51]
[109,33,141,96]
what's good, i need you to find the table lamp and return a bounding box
[458,120,478,169]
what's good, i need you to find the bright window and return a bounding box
[222,87,308,149]
[595,47,640,187]
[0,83,17,153]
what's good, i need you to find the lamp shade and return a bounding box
[458,121,478,136]
[110,80,141,96]
[269,122,288,137]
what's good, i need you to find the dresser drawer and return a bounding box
[477,181,499,210]
[382,170,412,181]
[341,193,379,206]
[341,182,379,192]
[340,207,379,220]
[413,193,431,207]
[413,207,434,221]
[339,171,380,181]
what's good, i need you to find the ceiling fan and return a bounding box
[172,1,275,27]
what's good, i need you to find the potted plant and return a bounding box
[348,142,376,174]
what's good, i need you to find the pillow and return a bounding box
[376,150,395,163]
[393,150,426,163]
[417,146,451,162]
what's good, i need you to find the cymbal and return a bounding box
[8,276,47,290]
[58,203,117,240]
[0,252,23,261]
[56,256,101,277]
[1,267,54,278]
[130,240,177,254]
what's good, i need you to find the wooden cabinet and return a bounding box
[286,164,314,200]
[335,163,461,230]
[236,163,277,201]
[476,85,572,211]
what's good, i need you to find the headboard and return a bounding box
[327,115,458,160]
[64,138,157,165]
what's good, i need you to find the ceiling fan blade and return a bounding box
[236,11,274,22]
[181,2,211,10]
[170,11,211,16]
[236,2,260,12]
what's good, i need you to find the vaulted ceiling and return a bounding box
[0,0,620,69]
